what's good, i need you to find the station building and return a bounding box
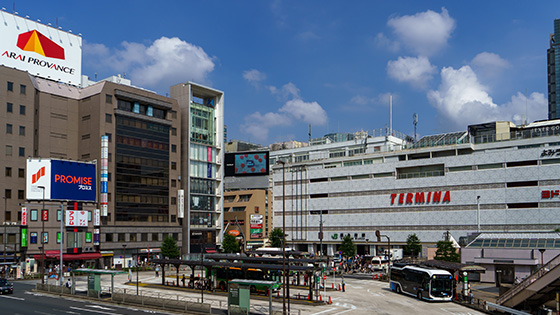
[270,121,560,261]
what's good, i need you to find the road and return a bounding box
[1,274,485,315]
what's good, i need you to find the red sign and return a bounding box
[17,30,65,59]
[228,230,240,236]
[390,191,450,205]
[42,209,48,221]
[542,190,560,199]
[21,207,28,226]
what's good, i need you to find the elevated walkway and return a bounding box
[497,253,560,311]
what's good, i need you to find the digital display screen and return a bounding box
[225,151,269,177]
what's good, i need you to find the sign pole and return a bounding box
[59,202,64,286]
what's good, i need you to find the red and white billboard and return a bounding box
[0,11,82,85]
[66,210,88,227]
[21,207,28,226]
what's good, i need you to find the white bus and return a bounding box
[390,264,453,301]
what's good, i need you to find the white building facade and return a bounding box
[270,121,560,257]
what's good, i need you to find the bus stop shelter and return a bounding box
[72,268,127,298]
[228,279,278,315]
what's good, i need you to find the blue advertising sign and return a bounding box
[50,160,97,202]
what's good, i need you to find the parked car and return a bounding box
[0,278,13,294]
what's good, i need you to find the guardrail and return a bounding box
[496,252,560,305]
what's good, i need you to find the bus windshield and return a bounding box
[430,278,453,295]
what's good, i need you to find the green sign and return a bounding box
[85,232,92,243]
[57,232,62,244]
[21,228,28,247]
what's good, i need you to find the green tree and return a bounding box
[404,233,422,257]
[222,234,240,253]
[434,240,459,262]
[339,235,356,258]
[161,235,180,259]
[269,228,285,248]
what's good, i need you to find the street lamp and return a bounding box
[37,186,46,284]
[122,244,127,270]
[476,196,481,233]
[3,196,7,266]
[376,230,391,279]
[277,160,287,315]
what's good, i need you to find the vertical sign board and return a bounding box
[93,228,100,245]
[21,228,28,247]
[0,11,82,85]
[93,209,100,226]
[178,190,184,218]
[100,135,109,216]
[250,214,263,239]
[66,211,88,227]
[26,159,96,202]
[21,207,28,226]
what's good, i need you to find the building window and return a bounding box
[30,232,37,244]
[19,126,25,136]
[106,233,113,242]
[19,147,25,157]
[5,167,11,177]
[6,124,12,134]
[130,233,137,242]
[171,179,177,187]
[42,232,48,244]
[19,105,25,115]
[5,145,12,156]
[141,233,148,242]
[118,233,125,242]
[31,209,38,221]
[5,211,11,221]
[171,197,176,205]
[7,81,13,91]
[152,233,159,242]
[171,127,177,136]
[17,190,24,199]
[20,84,26,94]
[6,103,13,113]
[18,168,24,178]
[105,113,112,123]
[171,162,176,170]
[105,94,112,103]
[171,144,177,152]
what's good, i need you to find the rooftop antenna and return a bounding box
[525,88,528,125]
[389,94,393,136]
[308,124,311,143]
[413,113,418,143]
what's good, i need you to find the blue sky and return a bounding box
[7,1,560,145]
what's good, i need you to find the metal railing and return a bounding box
[496,252,560,305]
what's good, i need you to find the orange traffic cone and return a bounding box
[328,296,332,304]
[332,283,334,289]
[338,284,341,291]
[320,295,323,302]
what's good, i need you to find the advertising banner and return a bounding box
[66,210,88,227]
[21,207,28,226]
[93,229,100,245]
[178,189,184,218]
[21,228,28,247]
[26,158,97,202]
[85,232,92,243]
[0,11,82,85]
[93,209,100,226]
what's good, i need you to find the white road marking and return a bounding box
[87,305,116,311]
[310,309,338,315]
[0,294,24,300]
[441,308,482,315]
[70,306,123,315]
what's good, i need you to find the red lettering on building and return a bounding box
[390,191,451,205]
[542,190,560,199]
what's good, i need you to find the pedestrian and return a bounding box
[155,265,159,277]
[342,276,346,292]
[66,279,72,288]
[181,274,186,287]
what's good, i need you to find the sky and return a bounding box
[5,1,560,145]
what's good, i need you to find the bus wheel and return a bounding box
[250,285,257,294]
[219,282,226,291]
[417,291,422,300]
[396,285,401,294]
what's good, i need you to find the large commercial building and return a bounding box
[0,11,224,274]
[270,121,560,258]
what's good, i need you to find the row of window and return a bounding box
[5,167,24,178]
[105,232,178,242]
[5,145,25,157]
[6,103,26,114]
[6,81,26,94]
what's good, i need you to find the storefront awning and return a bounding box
[34,250,101,261]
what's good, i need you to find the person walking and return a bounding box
[342,276,346,292]
[155,265,159,277]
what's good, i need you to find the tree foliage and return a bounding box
[340,235,356,258]
[404,233,422,257]
[269,228,284,248]
[161,235,180,259]
[222,234,240,253]
[434,240,459,262]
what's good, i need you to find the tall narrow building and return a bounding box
[548,19,560,120]
[171,82,224,254]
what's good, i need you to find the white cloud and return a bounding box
[83,37,214,91]
[243,69,266,83]
[387,56,437,88]
[374,33,400,52]
[427,65,547,129]
[387,7,455,56]
[470,52,510,77]
[242,83,328,142]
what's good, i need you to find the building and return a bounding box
[549,19,560,120]
[270,121,560,258]
[223,189,272,250]
[170,82,224,254]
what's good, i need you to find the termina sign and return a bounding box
[26,158,96,202]
[390,191,451,205]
